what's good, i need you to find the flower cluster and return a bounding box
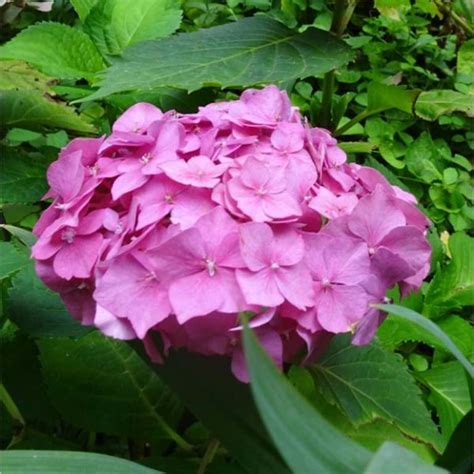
[32,85,431,381]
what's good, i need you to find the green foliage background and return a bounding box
[0,0,472,472]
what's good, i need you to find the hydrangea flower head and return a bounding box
[32,85,431,381]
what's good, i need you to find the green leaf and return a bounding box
[84,0,183,56]
[0,22,104,80]
[377,315,473,362]
[242,325,371,473]
[457,39,474,85]
[38,332,185,446]
[364,442,446,474]
[419,362,471,442]
[70,0,98,21]
[374,0,410,19]
[429,185,465,213]
[7,264,90,337]
[405,132,443,183]
[436,410,473,473]
[0,89,94,132]
[0,330,57,424]
[0,450,161,473]
[5,128,43,144]
[0,225,36,247]
[376,304,474,378]
[415,90,474,121]
[424,233,474,316]
[0,146,50,205]
[310,334,444,452]
[86,16,353,99]
[0,60,54,92]
[367,82,419,115]
[137,347,289,473]
[0,242,29,279]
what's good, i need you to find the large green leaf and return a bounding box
[38,332,185,446]
[0,330,57,425]
[419,362,471,443]
[367,82,419,114]
[363,442,446,474]
[0,147,50,205]
[86,16,353,99]
[415,90,474,121]
[136,347,289,474]
[7,264,90,337]
[242,325,371,473]
[70,0,98,21]
[0,242,29,279]
[377,315,473,362]
[84,0,182,56]
[0,90,94,132]
[436,410,473,473]
[310,334,443,452]
[457,39,474,84]
[0,22,104,80]
[0,60,54,92]
[0,450,161,473]
[424,232,474,316]
[405,132,443,184]
[376,304,474,378]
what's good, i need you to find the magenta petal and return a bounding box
[239,222,273,271]
[236,267,283,307]
[94,305,137,340]
[53,234,103,280]
[315,284,369,333]
[47,151,84,202]
[274,263,314,310]
[348,186,406,246]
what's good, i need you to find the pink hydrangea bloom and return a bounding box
[32,85,431,382]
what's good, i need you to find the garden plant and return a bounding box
[0,0,473,473]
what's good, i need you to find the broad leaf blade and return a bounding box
[367,82,419,114]
[86,16,353,99]
[7,264,90,337]
[0,242,29,279]
[376,304,474,378]
[415,90,474,121]
[242,325,371,473]
[311,334,444,452]
[38,332,184,444]
[0,22,104,79]
[0,90,95,133]
[0,450,161,473]
[364,442,447,474]
[138,348,289,474]
[84,0,182,56]
[419,362,471,442]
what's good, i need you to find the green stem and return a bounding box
[197,438,220,474]
[0,383,26,448]
[334,109,372,136]
[318,0,359,129]
[433,0,473,37]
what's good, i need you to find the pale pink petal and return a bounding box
[94,305,137,340]
[113,102,163,134]
[236,268,283,307]
[274,263,314,309]
[53,234,103,280]
[239,222,273,270]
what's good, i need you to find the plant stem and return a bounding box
[197,438,220,474]
[334,109,372,136]
[318,0,359,129]
[0,383,26,448]
[433,0,473,37]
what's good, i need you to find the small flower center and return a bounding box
[256,186,267,196]
[368,247,376,255]
[140,153,152,164]
[61,227,76,244]
[204,257,217,277]
[270,262,280,270]
[321,277,331,287]
[164,194,173,203]
[88,164,99,175]
[114,222,123,234]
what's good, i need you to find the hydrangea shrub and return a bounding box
[32,86,431,381]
